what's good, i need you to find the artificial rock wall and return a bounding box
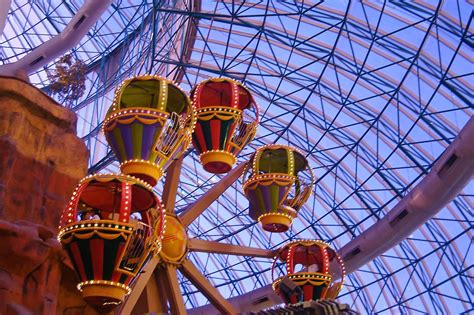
[0,76,93,314]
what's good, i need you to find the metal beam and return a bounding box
[179,162,247,227]
[0,0,11,38]
[188,239,277,258]
[181,259,238,315]
[0,0,113,76]
[339,116,474,271]
[162,264,187,314]
[119,257,160,314]
[146,269,169,313]
[162,156,184,213]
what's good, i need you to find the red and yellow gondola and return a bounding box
[57,174,165,313]
[191,77,259,174]
[272,240,345,304]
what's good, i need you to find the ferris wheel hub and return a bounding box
[159,214,188,264]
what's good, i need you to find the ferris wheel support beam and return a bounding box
[119,257,160,314]
[179,162,248,226]
[162,265,188,314]
[144,269,168,313]
[126,266,169,314]
[188,239,277,258]
[0,0,113,77]
[181,259,238,315]
[155,268,173,312]
[162,156,184,213]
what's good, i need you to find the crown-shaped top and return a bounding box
[58,173,160,230]
[247,144,310,177]
[108,75,192,115]
[191,77,259,114]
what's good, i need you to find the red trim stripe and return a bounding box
[111,243,126,282]
[210,120,221,150]
[119,182,130,222]
[303,284,313,301]
[124,275,133,286]
[70,242,88,281]
[194,123,208,152]
[90,238,104,280]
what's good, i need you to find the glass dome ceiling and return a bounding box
[1,1,472,313]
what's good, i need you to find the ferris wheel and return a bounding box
[58,75,344,314]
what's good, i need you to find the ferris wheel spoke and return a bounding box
[162,264,187,314]
[120,257,160,314]
[179,161,248,227]
[162,155,184,213]
[146,267,171,313]
[180,259,238,315]
[188,238,277,258]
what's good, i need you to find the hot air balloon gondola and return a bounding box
[57,174,165,313]
[191,78,259,174]
[272,240,345,305]
[103,75,195,186]
[243,145,314,232]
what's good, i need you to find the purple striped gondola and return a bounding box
[103,75,196,186]
[243,145,314,232]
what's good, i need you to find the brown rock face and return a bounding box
[0,76,92,314]
[0,220,62,314]
[0,76,88,230]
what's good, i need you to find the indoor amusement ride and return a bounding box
[1,2,473,314]
[58,75,346,314]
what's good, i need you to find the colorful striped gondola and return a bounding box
[272,240,345,305]
[57,174,164,313]
[103,75,195,186]
[243,145,314,232]
[191,78,259,174]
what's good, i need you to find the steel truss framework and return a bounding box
[1,1,473,313]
